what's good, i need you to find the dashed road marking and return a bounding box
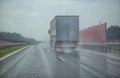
[57,56,66,62]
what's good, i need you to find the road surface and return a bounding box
[0,43,120,78]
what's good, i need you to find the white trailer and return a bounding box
[49,16,79,52]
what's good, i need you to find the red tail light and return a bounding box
[56,43,62,48]
[73,43,78,48]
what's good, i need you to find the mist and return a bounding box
[0,0,120,41]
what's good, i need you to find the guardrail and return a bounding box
[0,43,28,48]
[79,43,120,53]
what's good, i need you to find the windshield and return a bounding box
[0,0,120,78]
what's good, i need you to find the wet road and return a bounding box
[0,43,120,78]
[0,43,80,78]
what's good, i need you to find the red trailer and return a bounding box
[80,23,107,43]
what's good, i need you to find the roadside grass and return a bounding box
[0,45,27,58]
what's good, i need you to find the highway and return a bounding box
[0,42,120,78]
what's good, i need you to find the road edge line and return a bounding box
[0,45,30,61]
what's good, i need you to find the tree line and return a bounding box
[0,32,38,44]
[107,25,120,41]
[0,25,119,43]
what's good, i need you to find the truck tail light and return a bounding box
[56,43,62,48]
[73,43,78,48]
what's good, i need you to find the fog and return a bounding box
[0,0,120,41]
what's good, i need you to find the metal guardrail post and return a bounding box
[79,43,120,53]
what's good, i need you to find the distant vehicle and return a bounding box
[48,15,79,53]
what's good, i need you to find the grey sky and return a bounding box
[0,0,120,41]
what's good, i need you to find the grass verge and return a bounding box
[0,45,27,58]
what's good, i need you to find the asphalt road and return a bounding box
[0,43,80,78]
[0,43,120,78]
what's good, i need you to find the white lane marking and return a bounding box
[39,46,52,78]
[57,56,66,62]
[0,45,30,61]
[77,48,120,60]
[0,46,33,76]
[76,48,107,56]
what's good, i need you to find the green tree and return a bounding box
[0,32,38,44]
[107,25,120,41]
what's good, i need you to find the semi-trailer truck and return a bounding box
[48,16,79,52]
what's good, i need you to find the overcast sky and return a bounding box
[0,0,120,41]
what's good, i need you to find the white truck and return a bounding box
[49,16,79,53]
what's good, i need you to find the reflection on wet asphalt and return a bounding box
[0,43,120,78]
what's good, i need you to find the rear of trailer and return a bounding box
[49,16,79,52]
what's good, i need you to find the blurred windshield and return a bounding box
[0,0,120,78]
